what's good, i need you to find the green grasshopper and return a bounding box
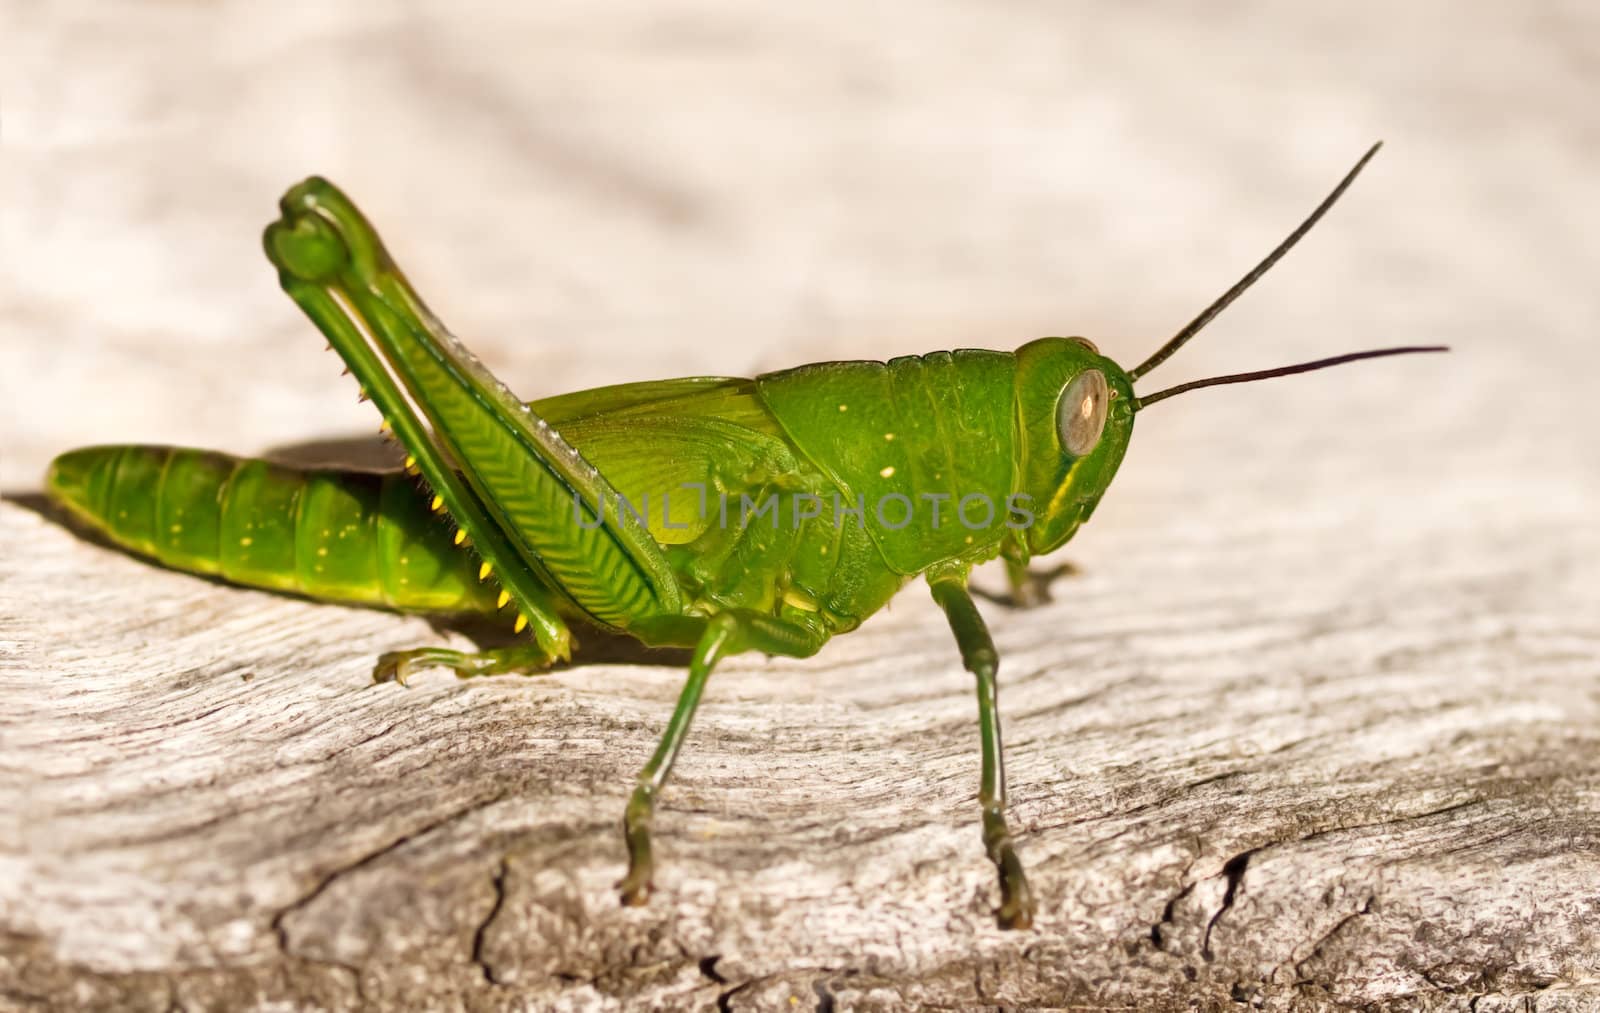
[47,143,1442,928]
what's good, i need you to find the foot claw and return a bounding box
[373,652,412,687]
[998,902,1034,931]
[1005,562,1078,609]
[1010,580,1050,609]
[370,644,556,684]
[617,878,652,906]
[997,869,1036,930]
[985,822,1036,930]
[619,806,655,907]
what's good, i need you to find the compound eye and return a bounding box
[1057,369,1109,457]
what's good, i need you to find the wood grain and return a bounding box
[5,2,1600,1009]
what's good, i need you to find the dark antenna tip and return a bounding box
[1128,142,1385,382]
[1133,344,1447,411]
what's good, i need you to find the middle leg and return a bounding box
[617,610,827,905]
[929,565,1036,929]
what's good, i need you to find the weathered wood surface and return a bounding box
[4,3,1600,1009]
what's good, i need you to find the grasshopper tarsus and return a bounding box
[375,644,560,684]
[618,792,657,906]
[617,871,652,907]
[994,842,1037,930]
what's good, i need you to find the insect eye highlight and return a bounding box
[1057,369,1109,457]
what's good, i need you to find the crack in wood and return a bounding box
[269,792,506,960]
[1201,848,1255,962]
[472,858,511,986]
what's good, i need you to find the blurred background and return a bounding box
[6,1,1596,539]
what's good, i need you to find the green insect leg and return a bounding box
[1000,535,1076,608]
[373,642,561,687]
[618,611,826,905]
[264,179,684,641]
[928,567,1036,930]
[264,270,575,662]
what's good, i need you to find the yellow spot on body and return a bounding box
[430,495,444,512]
[399,555,410,565]
[883,432,895,441]
[837,404,848,412]
[239,537,253,547]
[514,614,529,634]
[879,466,895,479]
[479,562,492,580]
[820,545,828,555]
[317,547,328,557]
[964,534,974,544]
[404,455,416,468]
[497,590,511,608]
[400,578,410,585]
[169,524,182,534]
[453,530,467,546]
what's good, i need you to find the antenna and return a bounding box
[1133,345,1447,411]
[1128,142,1384,381]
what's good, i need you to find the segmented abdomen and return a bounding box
[47,445,500,615]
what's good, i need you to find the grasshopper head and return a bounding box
[1012,337,1136,555]
[1014,143,1449,558]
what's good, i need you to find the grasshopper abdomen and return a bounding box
[48,446,497,615]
